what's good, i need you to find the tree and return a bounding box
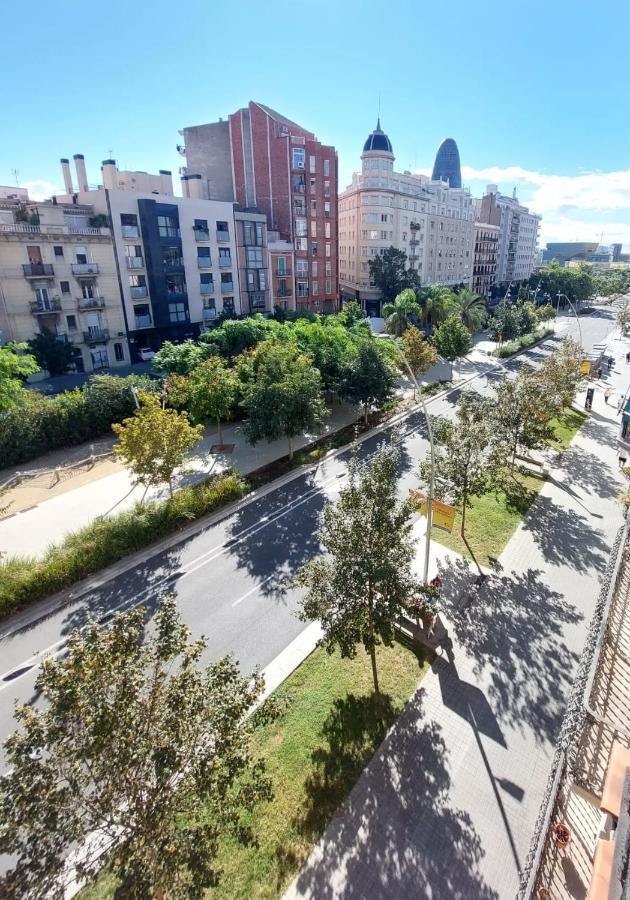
[617,300,630,335]
[28,329,74,376]
[453,288,487,333]
[297,438,419,695]
[535,303,556,323]
[242,339,326,461]
[399,325,438,399]
[431,313,472,378]
[338,340,397,423]
[538,338,588,410]
[337,300,364,327]
[368,247,419,303]
[418,285,457,332]
[112,392,203,497]
[382,288,421,336]
[420,394,497,575]
[167,357,238,446]
[0,597,271,899]
[491,372,555,469]
[0,343,38,412]
[152,339,214,375]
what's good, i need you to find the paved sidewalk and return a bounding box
[285,337,628,899]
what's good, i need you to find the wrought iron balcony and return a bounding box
[77,296,106,310]
[72,263,99,276]
[83,328,110,343]
[29,297,61,314]
[23,263,54,278]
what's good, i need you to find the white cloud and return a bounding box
[21,179,62,201]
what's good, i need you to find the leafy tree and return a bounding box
[535,303,556,323]
[200,316,283,358]
[617,300,630,335]
[368,247,420,303]
[28,328,74,376]
[538,338,588,410]
[488,299,525,341]
[453,288,487,333]
[297,438,418,695]
[242,340,326,460]
[382,288,421,336]
[0,597,271,899]
[431,313,472,378]
[399,325,438,398]
[291,318,357,392]
[337,300,364,327]
[167,357,238,445]
[0,343,38,412]
[417,285,457,332]
[152,339,213,375]
[420,394,497,574]
[112,392,203,496]
[490,372,555,469]
[338,340,397,423]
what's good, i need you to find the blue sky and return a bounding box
[4,0,630,248]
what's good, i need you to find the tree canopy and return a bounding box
[28,329,74,377]
[338,340,397,422]
[0,343,39,412]
[382,289,421,336]
[368,247,420,303]
[431,314,472,377]
[152,339,214,375]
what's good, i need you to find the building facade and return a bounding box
[431,138,462,189]
[0,197,128,373]
[472,222,500,298]
[338,123,475,315]
[181,101,339,312]
[478,185,541,284]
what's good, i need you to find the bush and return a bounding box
[493,327,554,358]
[0,374,157,467]
[0,472,247,619]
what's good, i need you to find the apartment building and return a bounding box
[0,196,128,373]
[180,101,339,312]
[338,123,475,315]
[478,185,541,284]
[472,222,500,298]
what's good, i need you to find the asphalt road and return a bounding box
[0,308,618,782]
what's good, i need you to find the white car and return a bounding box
[138,347,155,362]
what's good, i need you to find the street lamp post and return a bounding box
[557,292,583,345]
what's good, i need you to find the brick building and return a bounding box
[181,102,339,312]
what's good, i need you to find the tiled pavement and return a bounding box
[284,339,629,899]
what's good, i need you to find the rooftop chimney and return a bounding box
[101,159,118,190]
[186,174,203,200]
[159,170,173,195]
[73,154,89,192]
[60,158,73,194]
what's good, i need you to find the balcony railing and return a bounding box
[277,288,292,298]
[77,296,106,310]
[29,298,61,314]
[23,263,54,278]
[218,257,232,268]
[163,259,184,270]
[221,281,234,293]
[194,228,210,241]
[72,262,99,275]
[121,225,139,239]
[130,286,148,300]
[409,239,419,246]
[126,256,144,269]
[158,227,180,238]
[197,257,212,268]
[83,329,110,343]
[202,307,217,321]
[200,282,214,295]
[134,316,153,329]
[216,230,230,242]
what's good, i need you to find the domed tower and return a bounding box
[431,138,462,189]
[361,118,394,174]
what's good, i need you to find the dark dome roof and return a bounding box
[363,118,393,154]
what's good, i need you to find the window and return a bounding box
[134,304,152,327]
[296,237,308,251]
[312,280,318,295]
[166,274,186,295]
[310,220,317,238]
[381,214,389,223]
[310,199,317,215]
[197,246,211,266]
[53,245,63,257]
[121,213,138,227]
[194,218,208,231]
[325,261,332,276]
[219,247,232,266]
[324,201,330,218]
[324,181,331,198]
[168,302,187,323]
[295,217,307,237]
[162,246,183,267]
[296,260,308,276]
[292,148,305,169]
[129,274,146,288]
[277,256,286,275]
[220,273,233,289]
[34,287,50,307]
[323,159,330,177]
[292,174,306,193]
[297,280,308,297]
[66,314,77,331]
[216,221,229,239]
[311,242,318,256]
[309,177,316,193]
[325,279,332,294]
[76,249,88,264]
[114,343,124,361]
[325,222,331,238]
[60,280,70,294]
[125,244,143,267]
[325,243,331,257]
[246,247,263,267]
[223,297,235,314]
[243,220,263,245]
[309,155,316,173]
[369,230,378,240]
[158,215,179,238]
[200,273,214,294]
[312,261,318,276]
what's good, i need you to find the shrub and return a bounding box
[493,327,554,358]
[0,472,247,619]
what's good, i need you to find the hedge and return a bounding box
[493,326,554,358]
[0,472,247,620]
[0,374,157,468]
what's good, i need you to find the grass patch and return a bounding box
[547,407,587,450]
[79,640,429,900]
[0,472,248,620]
[431,470,544,567]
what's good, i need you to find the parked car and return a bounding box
[138,347,155,362]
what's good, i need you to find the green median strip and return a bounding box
[80,639,429,900]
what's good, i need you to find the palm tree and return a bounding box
[453,289,487,333]
[418,286,456,332]
[382,288,421,337]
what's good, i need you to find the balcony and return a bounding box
[72,263,99,276]
[277,268,289,277]
[163,259,184,271]
[121,225,139,239]
[221,281,234,293]
[202,307,217,322]
[277,288,292,298]
[134,316,153,329]
[83,329,110,343]
[23,263,54,278]
[218,257,232,268]
[200,282,214,295]
[158,227,180,239]
[126,256,144,269]
[194,228,210,242]
[130,286,148,300]
[197,257,212,269]
[77,296,106,310]
[216,229,230,242]
[29,298,61,314]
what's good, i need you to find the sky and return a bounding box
[4,0,630,249]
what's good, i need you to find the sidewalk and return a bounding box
[284,338,628,899]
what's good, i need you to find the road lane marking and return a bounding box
[231,574,278,607]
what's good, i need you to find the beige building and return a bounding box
[0,198,128,373]
[472,222,500,298]
[339,121,475,315]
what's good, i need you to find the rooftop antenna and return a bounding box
[12,168,19,186]
[377,93,381,129]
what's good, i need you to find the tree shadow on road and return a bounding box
[522,493,611,571]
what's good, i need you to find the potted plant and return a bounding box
[550,822,571,848]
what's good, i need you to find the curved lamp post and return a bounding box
[556,292,583,345]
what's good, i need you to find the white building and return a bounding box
[338,122,475,315]
[478,185,541,285]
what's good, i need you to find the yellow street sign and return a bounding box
[580,361,592,375]
[409,490,456,533]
